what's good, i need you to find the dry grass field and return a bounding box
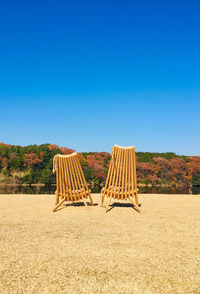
[0,193,200,294]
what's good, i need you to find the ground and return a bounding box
[0,193,200,294]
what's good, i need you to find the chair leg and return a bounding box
[82,197,88,207]
[135,192,139,205]
[106,195,112,213]
[101,194,105,207]
[55,190,59,204]
[89,194,94,206]
[53,197,66,212]
[128,196,142,213]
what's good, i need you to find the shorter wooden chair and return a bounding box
[101,145,141,213]
[53,153,94,212]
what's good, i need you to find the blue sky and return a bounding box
[0,1,199,155]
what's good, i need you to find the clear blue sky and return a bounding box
[0,1,199,155]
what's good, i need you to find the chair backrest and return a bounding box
[54,153,90,203]
[103,145,137,199]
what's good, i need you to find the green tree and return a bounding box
[192,172,200,186]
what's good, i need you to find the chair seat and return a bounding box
[59,188,90,199]
[102,187,137,199]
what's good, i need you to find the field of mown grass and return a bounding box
[0,193,200,294]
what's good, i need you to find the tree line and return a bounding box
[0,143,200,191]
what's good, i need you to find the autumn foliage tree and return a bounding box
[24,153,42,167]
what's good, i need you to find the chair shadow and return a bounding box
[106,202,142,213]
[55,202,98,212]
[64,202,98,207]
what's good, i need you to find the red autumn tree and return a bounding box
[2,157,8,168]
[59,147,75,155]
[136,161,159,184]
[9,153,18,161]
[48,144,75,155]
[39,152,45,160]
[24,153,42,167]
[48,144,59,151]
[78,153,87,166]
[0,143,11,147]
[186,157,200,183]
[87,154,107,180]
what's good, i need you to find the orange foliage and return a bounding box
[9,153,18,161]
[48,144,75,155]
[0,143,12,147]
[137,161,159,184]
[85,153,109,180]
[77,153,87,165]
[24,153,42,167]
[87,154,106,180]
[39,152,45,160]
[2,157,8,168]
[59,147,75,155]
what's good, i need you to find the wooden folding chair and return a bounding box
[101,145,141,213]
[52,153,94,212]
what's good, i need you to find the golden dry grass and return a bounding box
[0,193,200,294]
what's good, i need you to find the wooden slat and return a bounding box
[110,147,119,199]
[113,147,121,199]
[71,155,81,202]
[59,157,64,199]
[117,148,123,200]
[131,148,134,197]
[101,148,114,206]
[77,154,90,197]
[58,156,63,199]
[121,147,126,200]
[128,148,131,197]
[74,156,86,194]
[72,155,82,198]
[68,155,77,202]
[124,148,128,200]
[105,148,115,197]
[55,156,60,204]
[60,157,67,201]
[133,147,139,205]
[64,155,73,202]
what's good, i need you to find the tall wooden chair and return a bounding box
[101,145,141,213]
[52,153,94,212]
